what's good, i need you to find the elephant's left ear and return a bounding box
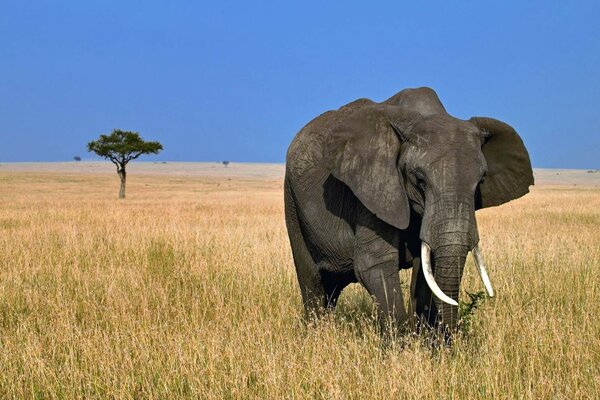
[470,117,534,209]
[323,112,410,230]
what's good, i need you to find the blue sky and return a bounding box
[1,1,598,168]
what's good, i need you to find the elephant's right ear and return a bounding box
[323,116,410,230]
[470,117,534,209]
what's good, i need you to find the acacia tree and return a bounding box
[87,129,163,199]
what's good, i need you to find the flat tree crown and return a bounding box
[87,129,163,166]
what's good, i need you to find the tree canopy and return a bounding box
[87,130,163,199]
[87,129,163,168]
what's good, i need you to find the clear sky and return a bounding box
[1,1,599,168]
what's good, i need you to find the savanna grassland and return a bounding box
[0,164,599,399]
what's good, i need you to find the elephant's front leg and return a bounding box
[354,205,408,332]
[356,259,408,332]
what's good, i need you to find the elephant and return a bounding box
[284,87,533,337]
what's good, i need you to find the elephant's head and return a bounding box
[325,87,533,332]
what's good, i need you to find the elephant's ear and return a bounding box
[470,117,534,209]
[324,114,410,229]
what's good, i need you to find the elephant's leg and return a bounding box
[321,270,355,309]
[354,203,408,331]
[296,262,327,317]
[297,267,352,315]
[289,233,327,316]
[356,260,408,331]
[284,180,327,317]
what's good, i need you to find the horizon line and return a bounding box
[0,160,598,171]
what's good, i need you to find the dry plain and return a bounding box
[0,162,599,399]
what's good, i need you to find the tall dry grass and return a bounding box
[0,170,599,399]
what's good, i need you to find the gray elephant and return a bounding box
[284,87,533,336]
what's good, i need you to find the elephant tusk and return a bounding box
[472,244,495,297]
[421,242,459,307]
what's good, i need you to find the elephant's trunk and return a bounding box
[432,244,469,332]
[420,193,479,332]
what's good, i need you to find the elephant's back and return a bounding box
[286,98,375,181]
[286,110,332,184]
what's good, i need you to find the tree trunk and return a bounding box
[118,169,126,199]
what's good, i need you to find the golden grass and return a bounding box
[0,170,599,399]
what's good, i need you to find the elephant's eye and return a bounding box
[479,172,487,184]
[413,170,426,191]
